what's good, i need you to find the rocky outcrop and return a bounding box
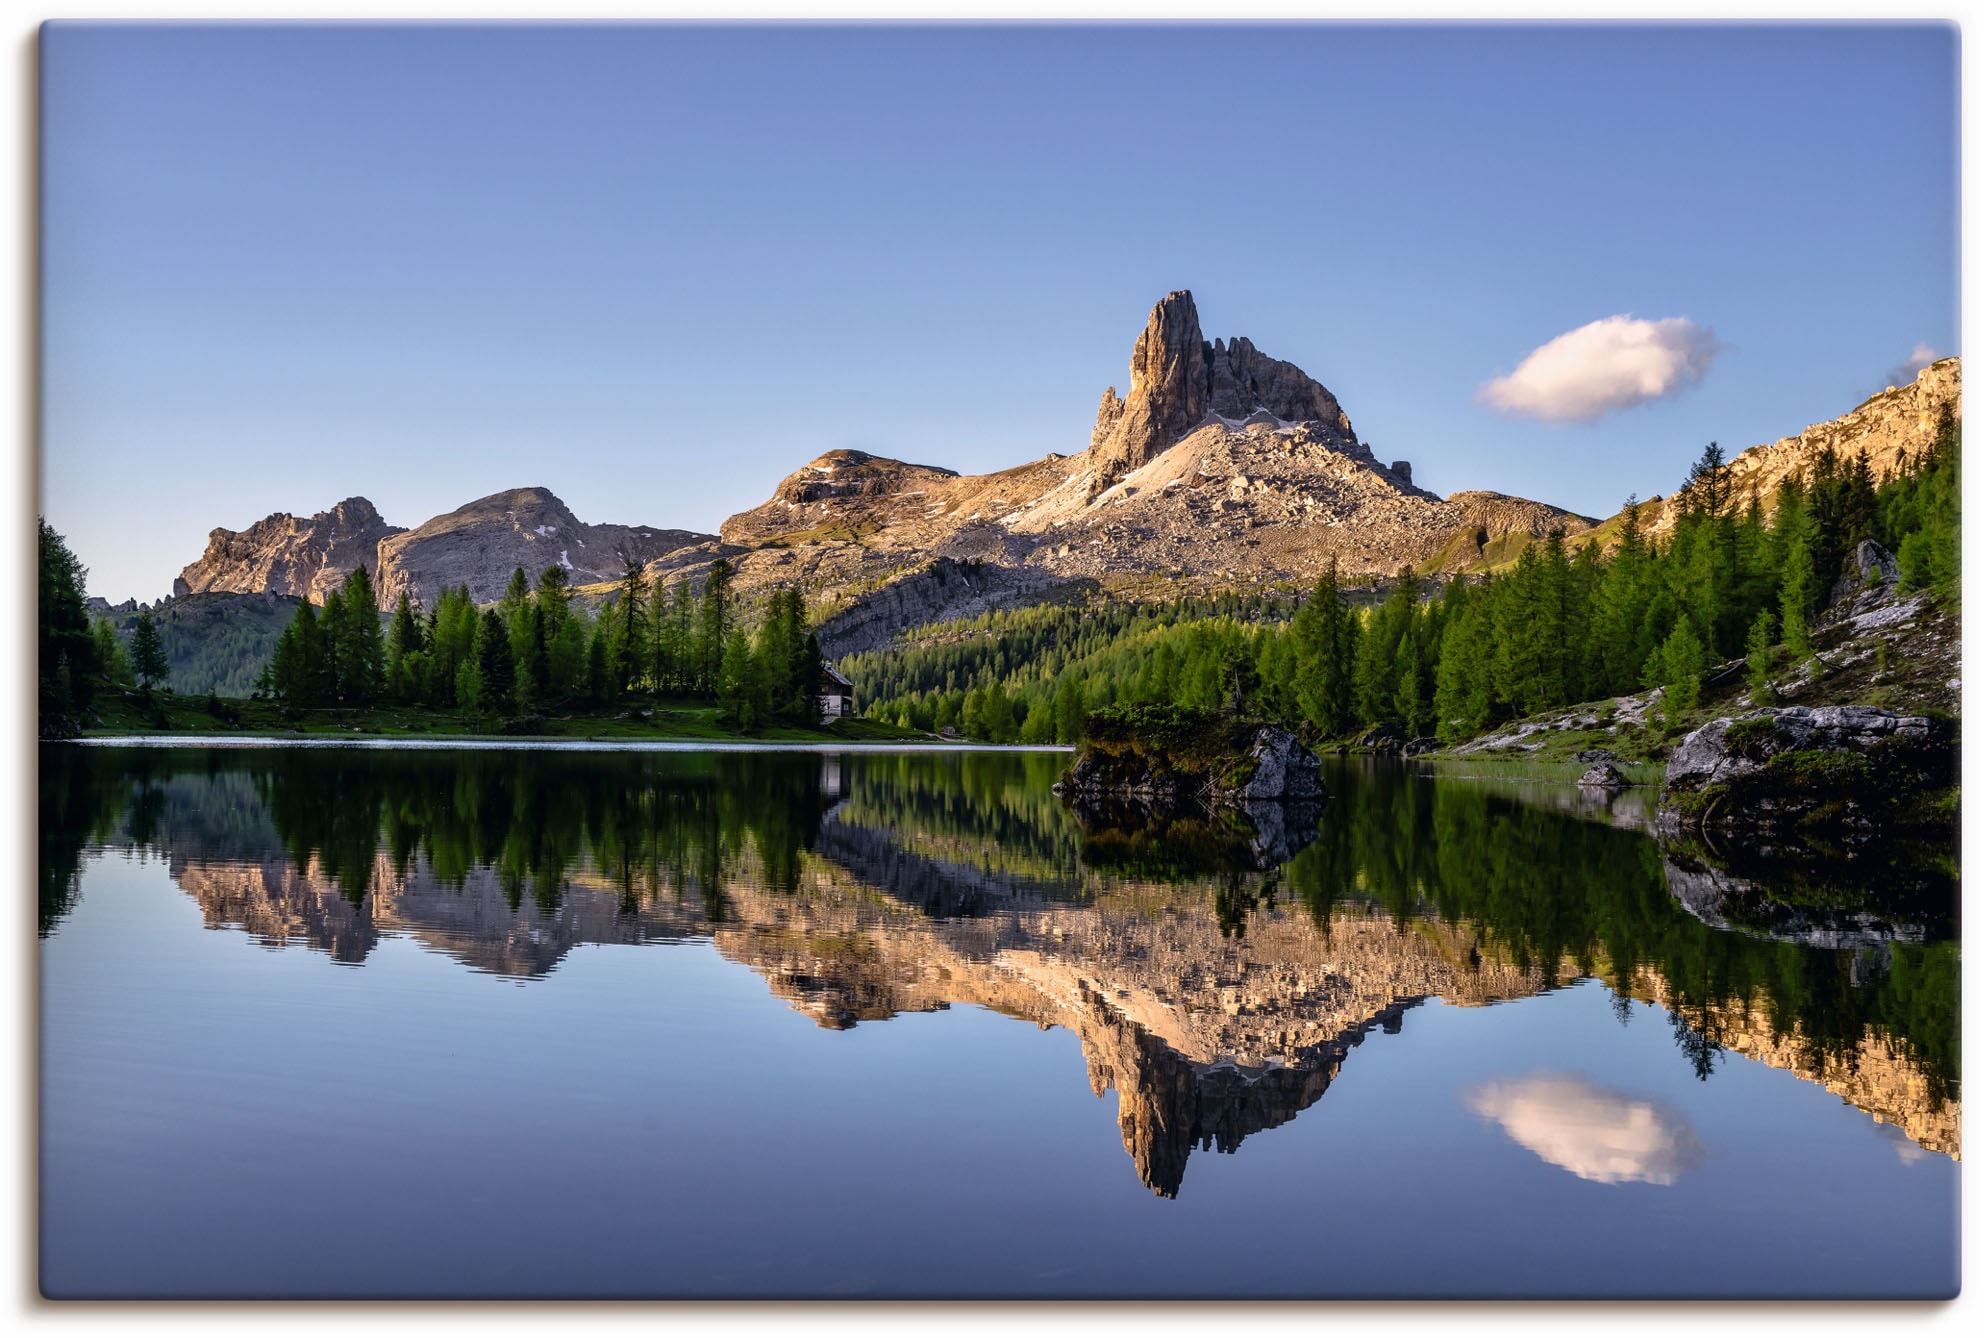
[174,496,406,604]
[1059,717,1323,807]
[1578,763,1627,790]
[1665,707,1946,792]
[1662,855,1942,951]
[718,450,965,548]
[371,487,713,609]
[1829,539,1902,607]
[1660,706,1957,842]
[1205,726,1325,803]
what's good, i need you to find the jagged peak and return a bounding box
[1088,290,1355,492]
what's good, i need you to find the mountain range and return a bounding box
[168,290,1962,650]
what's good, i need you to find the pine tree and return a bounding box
[1053,675,1085,743]
[716,625,761,730]
[1780,528,1815,659]
[501,566,531,626]
[385,591,422,702]
[131,610,170,691]
[1646,618,1706,729]
[585,618,612,704]
[475,608,515,715]
[1680,441,1733,520]
[1745,607,1778,700]
[38,519,99,723]
[698,558,735,694]
[92,617,131,687]
[613,557,649,694]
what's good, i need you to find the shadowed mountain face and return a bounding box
[42,746,1960,1193]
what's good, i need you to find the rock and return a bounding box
[1662,854,1942,950]
[1573,748,1621,764]
[1660,705,1956,842]
[1090,386,1126,449]
[1205,726,1326,803]
[1087,290,1361,494]
[1357,724,1404,754]
[1401,737,1439,757]
[176,496,407,605]
[175,488,714,611]
[1087,290,1213,490]
[1665,706,1942,792]
[373,487,713,609]
[1828,539,1902,608]
[1578,763,1627,790]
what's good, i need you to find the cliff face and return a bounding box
[173,497,405,604]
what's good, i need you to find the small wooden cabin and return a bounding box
[818,663,855,721]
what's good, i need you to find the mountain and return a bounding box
[711,290,1591,634]
[174,487,716,611]
[1638,357,1962,537]
[175,497,405,604]
[370,486,712,608]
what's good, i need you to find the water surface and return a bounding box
[39,746,1959,1298]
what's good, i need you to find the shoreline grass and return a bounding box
[1412,755,1666,787]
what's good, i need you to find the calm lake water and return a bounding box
[38,744,1959,1299]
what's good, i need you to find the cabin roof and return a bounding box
[819,663,855,691]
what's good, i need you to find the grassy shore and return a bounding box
[74,689,934,744]
[1414,754,1667,787]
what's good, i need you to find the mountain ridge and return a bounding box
[164,293,1961,652]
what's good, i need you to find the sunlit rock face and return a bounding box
[1463,1073,1709,1186]
[174,497,405,604]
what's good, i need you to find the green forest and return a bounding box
[845,410,1960,745]
[92,593,299,697]
[255,556,825,732]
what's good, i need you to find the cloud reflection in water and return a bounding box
[1463,1072,1709,1186]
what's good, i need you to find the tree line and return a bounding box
[256,555,826,730]
[852,408,1960,744]
[39,520,173,734]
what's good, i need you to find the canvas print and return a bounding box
[36,22,1959,1300]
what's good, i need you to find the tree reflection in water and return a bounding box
[40,744,1959,1196]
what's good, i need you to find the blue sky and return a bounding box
[41,22,1959,601]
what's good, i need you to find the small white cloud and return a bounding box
[1884,343,1940,390]
[1463,1071,1709,1186]
[1480,315,1720,423]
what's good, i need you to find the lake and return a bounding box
[37,744,1959,1299]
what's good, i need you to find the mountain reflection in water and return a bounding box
[40,745,1960,1197]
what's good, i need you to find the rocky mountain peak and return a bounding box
[374,487,712,608]
[174,495,406,604]
[1088,290,1357,493]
